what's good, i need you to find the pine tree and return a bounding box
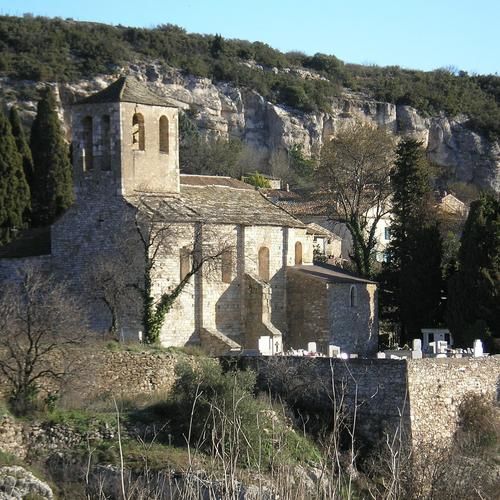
[30,88,73,226]
[0,108,31,244]
[446,194,499,350]
[9,106,34,192]
[382,138,443,345]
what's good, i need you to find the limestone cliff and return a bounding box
[1,63,498,192]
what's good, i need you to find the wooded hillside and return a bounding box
[1,14,499,138]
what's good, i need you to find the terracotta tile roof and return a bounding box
[306,223,341,239]
[275,199,329,216]
[289,264,377,284]
[261,189,302,201]
[269,190,331,217]
[77,76,175,107]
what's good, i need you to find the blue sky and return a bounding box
[1,0,498,75]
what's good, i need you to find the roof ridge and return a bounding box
[118,76,127,101]
[76,75,175,107]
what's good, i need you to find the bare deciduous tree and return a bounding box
[86,228,143,339]
[318,120,395,277]
[0,266,88,414]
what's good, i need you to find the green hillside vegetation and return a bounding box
[0,15,499,138]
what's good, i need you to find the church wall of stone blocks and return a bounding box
[0,77,379,356]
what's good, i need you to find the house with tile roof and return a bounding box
[0,77,378,357]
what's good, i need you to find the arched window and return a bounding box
[132,113,145,151]
[294,241,303,265]
[350,285,358,307]
[159,115,169,153]
[180,247,191,282]
[101,115,111,171]
[82,116,93,170]
[258,246,270,281]
[221,250,232,283]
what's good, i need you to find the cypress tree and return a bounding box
[30,88,73,226]
[0,108,31,244]
[9,106,34,191]
[383,139,443,344]
[446,194,500,350]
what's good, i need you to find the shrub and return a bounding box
[457,393,499,451]
[243,172,271,189]
[144,360,320,469]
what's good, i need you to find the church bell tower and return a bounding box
[71,76,179,197]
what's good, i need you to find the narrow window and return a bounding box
[295,241,303,265]
[221,250,232,283]
[428,333,434,343]
[132,113,145,151]
[350,285,358,307]
[384,227,391,241]
[258,246,270,281]
[159,115,169,153]
[82,116,93,170]
[444,333,450,344]
[101,115,111,171]
[180,247,191,282]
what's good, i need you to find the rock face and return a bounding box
[0,466,53,500]
[1,63,498,192]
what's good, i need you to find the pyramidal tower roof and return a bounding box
[77,76,174,107]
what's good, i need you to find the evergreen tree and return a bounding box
[382,138,443,345]
[9,106,34,192]
[30,88,73,226]
[446,194,499,350]
[0,108,31,244]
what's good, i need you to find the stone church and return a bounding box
[0,77,378,357]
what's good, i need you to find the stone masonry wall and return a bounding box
[244,225,288,332]
[72,102,122,194]
[243,273,282,351]
[0,348,195,404]
[286,269,329,350]
[232,356,410,444]
[329,283,378,357]
[229,355,500,448]
[119,102,179,195]
[51,193,142,334]
[0,256,52,284]
[201,224,241,341]
[407,356,500,447]
[285,270,378,356]
[153,223,198,346]
[1,348,497,454]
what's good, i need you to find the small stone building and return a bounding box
[286,265,378,357]
[0,77,378,356]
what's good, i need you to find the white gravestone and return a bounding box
[328,345,341,358]
[412,338,423,359]
[473,339,483,357]
[258,336,272,356]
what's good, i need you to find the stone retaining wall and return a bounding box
[0,348,194,404]
[407,356,499,446]
[228,355,500,448]
[231,356,410,443]
[1,348,497,453]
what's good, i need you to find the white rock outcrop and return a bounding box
[1,63,498,192]
[0,466,53,500]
